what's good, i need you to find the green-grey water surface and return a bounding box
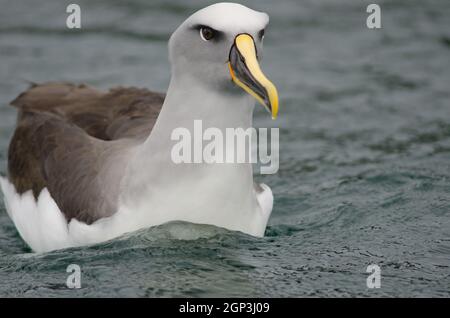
[0,0,449,297]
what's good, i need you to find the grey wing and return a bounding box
[9,111,122,223]
[7,82,165,224]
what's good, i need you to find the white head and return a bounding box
[168,2,278,118]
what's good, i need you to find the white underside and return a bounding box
[0,176,273,253]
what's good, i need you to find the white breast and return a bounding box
[0,177,273,253]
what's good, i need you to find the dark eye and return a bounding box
[258,29,265,40]
[200,27,216,41]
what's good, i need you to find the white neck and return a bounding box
[118,73,261,233]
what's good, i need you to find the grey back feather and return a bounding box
[8,82,165,224]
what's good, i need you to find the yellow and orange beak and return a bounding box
[228,34,279,119]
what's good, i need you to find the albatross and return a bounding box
[0,2,279,253]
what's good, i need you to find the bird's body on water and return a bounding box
[0,3,279,253]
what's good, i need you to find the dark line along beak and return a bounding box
[228,34,279,119]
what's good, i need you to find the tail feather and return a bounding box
[0,177,73,253]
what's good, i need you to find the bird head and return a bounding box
[168,2,279,119]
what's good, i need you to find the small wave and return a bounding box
[0,26,168,43]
